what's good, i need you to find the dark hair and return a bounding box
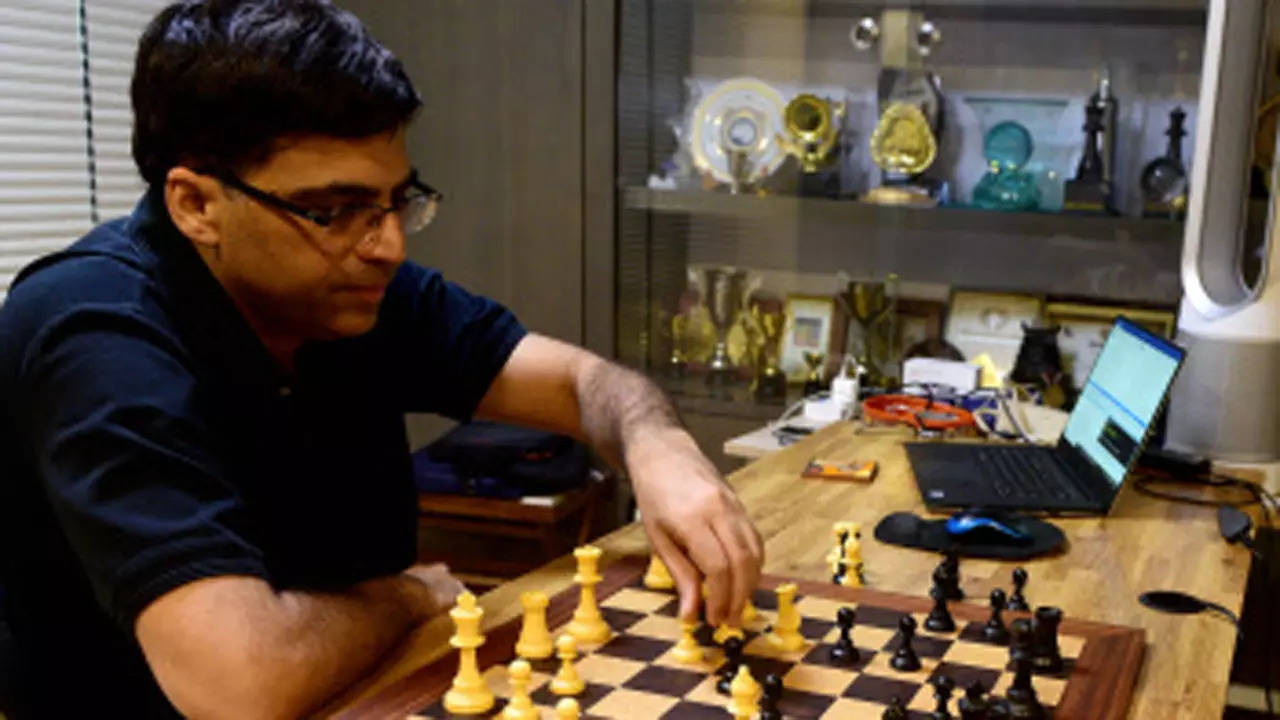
[131,0,421,186]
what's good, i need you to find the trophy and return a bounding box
[669,271,717,378]
[839,276,899,388]
[688,77,787,194]
[747,295,786,401]
[802,351,827,397]
[1063,102,1113,214]
[777,93,846,197]
[691,267,759,393]
[863,102,939,206]
[1140,107,1189,219]
[971,120,1041,212]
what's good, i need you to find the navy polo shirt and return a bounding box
[0,189,526,716]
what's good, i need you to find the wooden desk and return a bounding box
[327,422,1255,719]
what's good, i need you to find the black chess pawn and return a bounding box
[958,680,991,720]
[883,696,909,720]
[891,615,922,672]
[1006,619,1046,720]
[716,636,745,695]
[830,606,860,665]
[759,673,783,720]
[983,588,1011,644]
[925,585,957,633]
[1031,606,1065,675]
[933,552,964,601]
[1006,568,1030,611]
[930,674,956,720]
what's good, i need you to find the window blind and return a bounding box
[0,0,164,303]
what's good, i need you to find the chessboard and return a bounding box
[335,555,1144,719]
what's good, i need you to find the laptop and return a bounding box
[905,316,1186,514]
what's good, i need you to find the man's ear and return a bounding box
[164,167,227,253]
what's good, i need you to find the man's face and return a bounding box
[212,128,413,341]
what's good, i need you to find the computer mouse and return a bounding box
[946,511,1032,544]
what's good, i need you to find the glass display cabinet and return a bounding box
[610,0,1280,460]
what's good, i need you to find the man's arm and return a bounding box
[135,564,462,719]
[475,333,764,627]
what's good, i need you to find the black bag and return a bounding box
[414,421,589,498]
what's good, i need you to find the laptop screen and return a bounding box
[1061,317,1185,487]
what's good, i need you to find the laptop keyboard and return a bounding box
[976,448,1077,500]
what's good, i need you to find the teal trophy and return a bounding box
[972,121,1041,212]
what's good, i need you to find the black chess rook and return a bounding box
[1031,606,1065,675]
[1005,618,1046,720]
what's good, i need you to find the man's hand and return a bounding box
[626,426,763,627]
[401,562,467,615]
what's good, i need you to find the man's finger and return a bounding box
[648,522,702,621]
[711,512,755,625]
[681,522,732,627]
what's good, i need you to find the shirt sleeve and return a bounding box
[17,301,269,631]
[383,262,527,419]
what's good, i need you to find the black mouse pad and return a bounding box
[873,511,1066,559]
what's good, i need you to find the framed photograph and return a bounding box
[780,294,836,382]
[897,299,948,357]
[1044,302,1176,390]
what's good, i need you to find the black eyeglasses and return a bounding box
[203,168,443,254]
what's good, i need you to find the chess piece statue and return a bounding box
[443,592,495,714]
[983,588,1011,645]
[1007,568,1030,612]
[566,545,611,643]
[1031,606,1065,675]
[515,591,553,659]
[551,634,585,696]
[643,553,675,590]
[891,615,922,672]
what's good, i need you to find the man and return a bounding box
[0,1,762,717]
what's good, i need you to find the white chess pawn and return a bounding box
[644,553,675,590]
[671,618,703,664]
[555,697,581,719]
[500,659,537,720]
[550,634,585,696]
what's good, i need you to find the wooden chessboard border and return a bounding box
[334,555,1145,719]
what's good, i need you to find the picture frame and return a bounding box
[780,294,837,382]
[896,299,948,358]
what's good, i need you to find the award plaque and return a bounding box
[971,120,1041,212]
[863,102,939,206]
[777,93,846,197]
[688,77,787,194]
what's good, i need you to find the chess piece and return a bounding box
[883,696,909,720]
[958,680,991,720]
[728,664,762,719]
[933,552,963,601]
[767,582,805,652]
[714,623,745,645]
[716,636,746,695]
[644,553,675,590]
[925,585,956,633]
[550,634,585,696]
[829,606,860,665]
[1006,568,1030,612]
[931,673,956,720]
[759,673,783,720]
[514,591,553,659]
[1005,619,1046,720]
[442,592,495,714]
[566,545,611,644]
[890,615,922,672]
[555,698,580,720]
[828,521,860,584]
[500,659,537,720]
[841,534,865,587]
[742,596,759,624]
[672,619,704,664]
[1031,606,1064,675]
[983,588,1010,644]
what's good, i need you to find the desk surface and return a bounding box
[327,422,1255,719]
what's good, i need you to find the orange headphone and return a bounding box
[861,394,977,432]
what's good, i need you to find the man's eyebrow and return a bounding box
[285,172,415,202]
